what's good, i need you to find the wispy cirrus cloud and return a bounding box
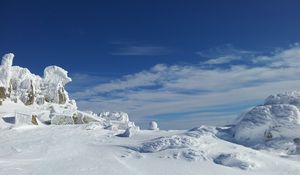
[109,41,170,56]
[202,55,241,65]
[196,44,257,65]
[70,44,300,129]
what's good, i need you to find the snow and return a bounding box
[98,112,137,130]
[213,153,256,170]
[264,91,300,106]
[148,121,159,131]
[139,135,197,153]
[0,53,14,88]
[44,66,72,85]
[0,53,136,131]
[1,53,14,67]
[1,126,300,175]
[1,53,300,175]
[233,91,300,152]
[117,126,140,137]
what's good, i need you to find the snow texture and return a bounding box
[233,91,300,152]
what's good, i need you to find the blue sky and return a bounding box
[1,1,300,129]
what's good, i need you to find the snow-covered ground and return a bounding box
[1,53,300,175]
[1,125,300,175]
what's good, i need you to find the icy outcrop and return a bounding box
[0,53,13,89]
[149,121,159,131]
[98,112,136,130]
[264,91,300,106]
[43,66,72,104]
[233,91,300,151]
[0,53,137,130]
[117,126,140,137]
[0,53,73,107]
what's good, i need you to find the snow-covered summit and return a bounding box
[233,91,300,152]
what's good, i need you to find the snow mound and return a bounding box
[148,121,159,131]
[135,126,262,169]
[233,91,300,152]
[186,126,217,138]
[138,126,216,153]
[139,135,198,153]
[213,153,256,170]
[117,126,140,137]
[139,126,216,153]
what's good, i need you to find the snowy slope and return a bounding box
[0,125,299,175]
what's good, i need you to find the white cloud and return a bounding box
[71,44,300,128]
[202,55,240,65]
[196,44,257,65]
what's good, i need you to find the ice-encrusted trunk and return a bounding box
[0,53,14,101]
[25,81,35,105]
[58,86,67,104]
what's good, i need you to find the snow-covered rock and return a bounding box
[0,53,13,90]
[148,121,159,131]
[0,53,74,108]
[117,126,140,137]
[264,91,300,106]
[233,91,300,152]
[98,112,136,130]
[213,153,256,170]
[0,53,137,130]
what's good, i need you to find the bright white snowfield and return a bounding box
[1,54,300,175]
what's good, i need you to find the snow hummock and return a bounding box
[139,135,198,153]
[117,126,140,137]
[213,153,256,170]
[233,91,300,153]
